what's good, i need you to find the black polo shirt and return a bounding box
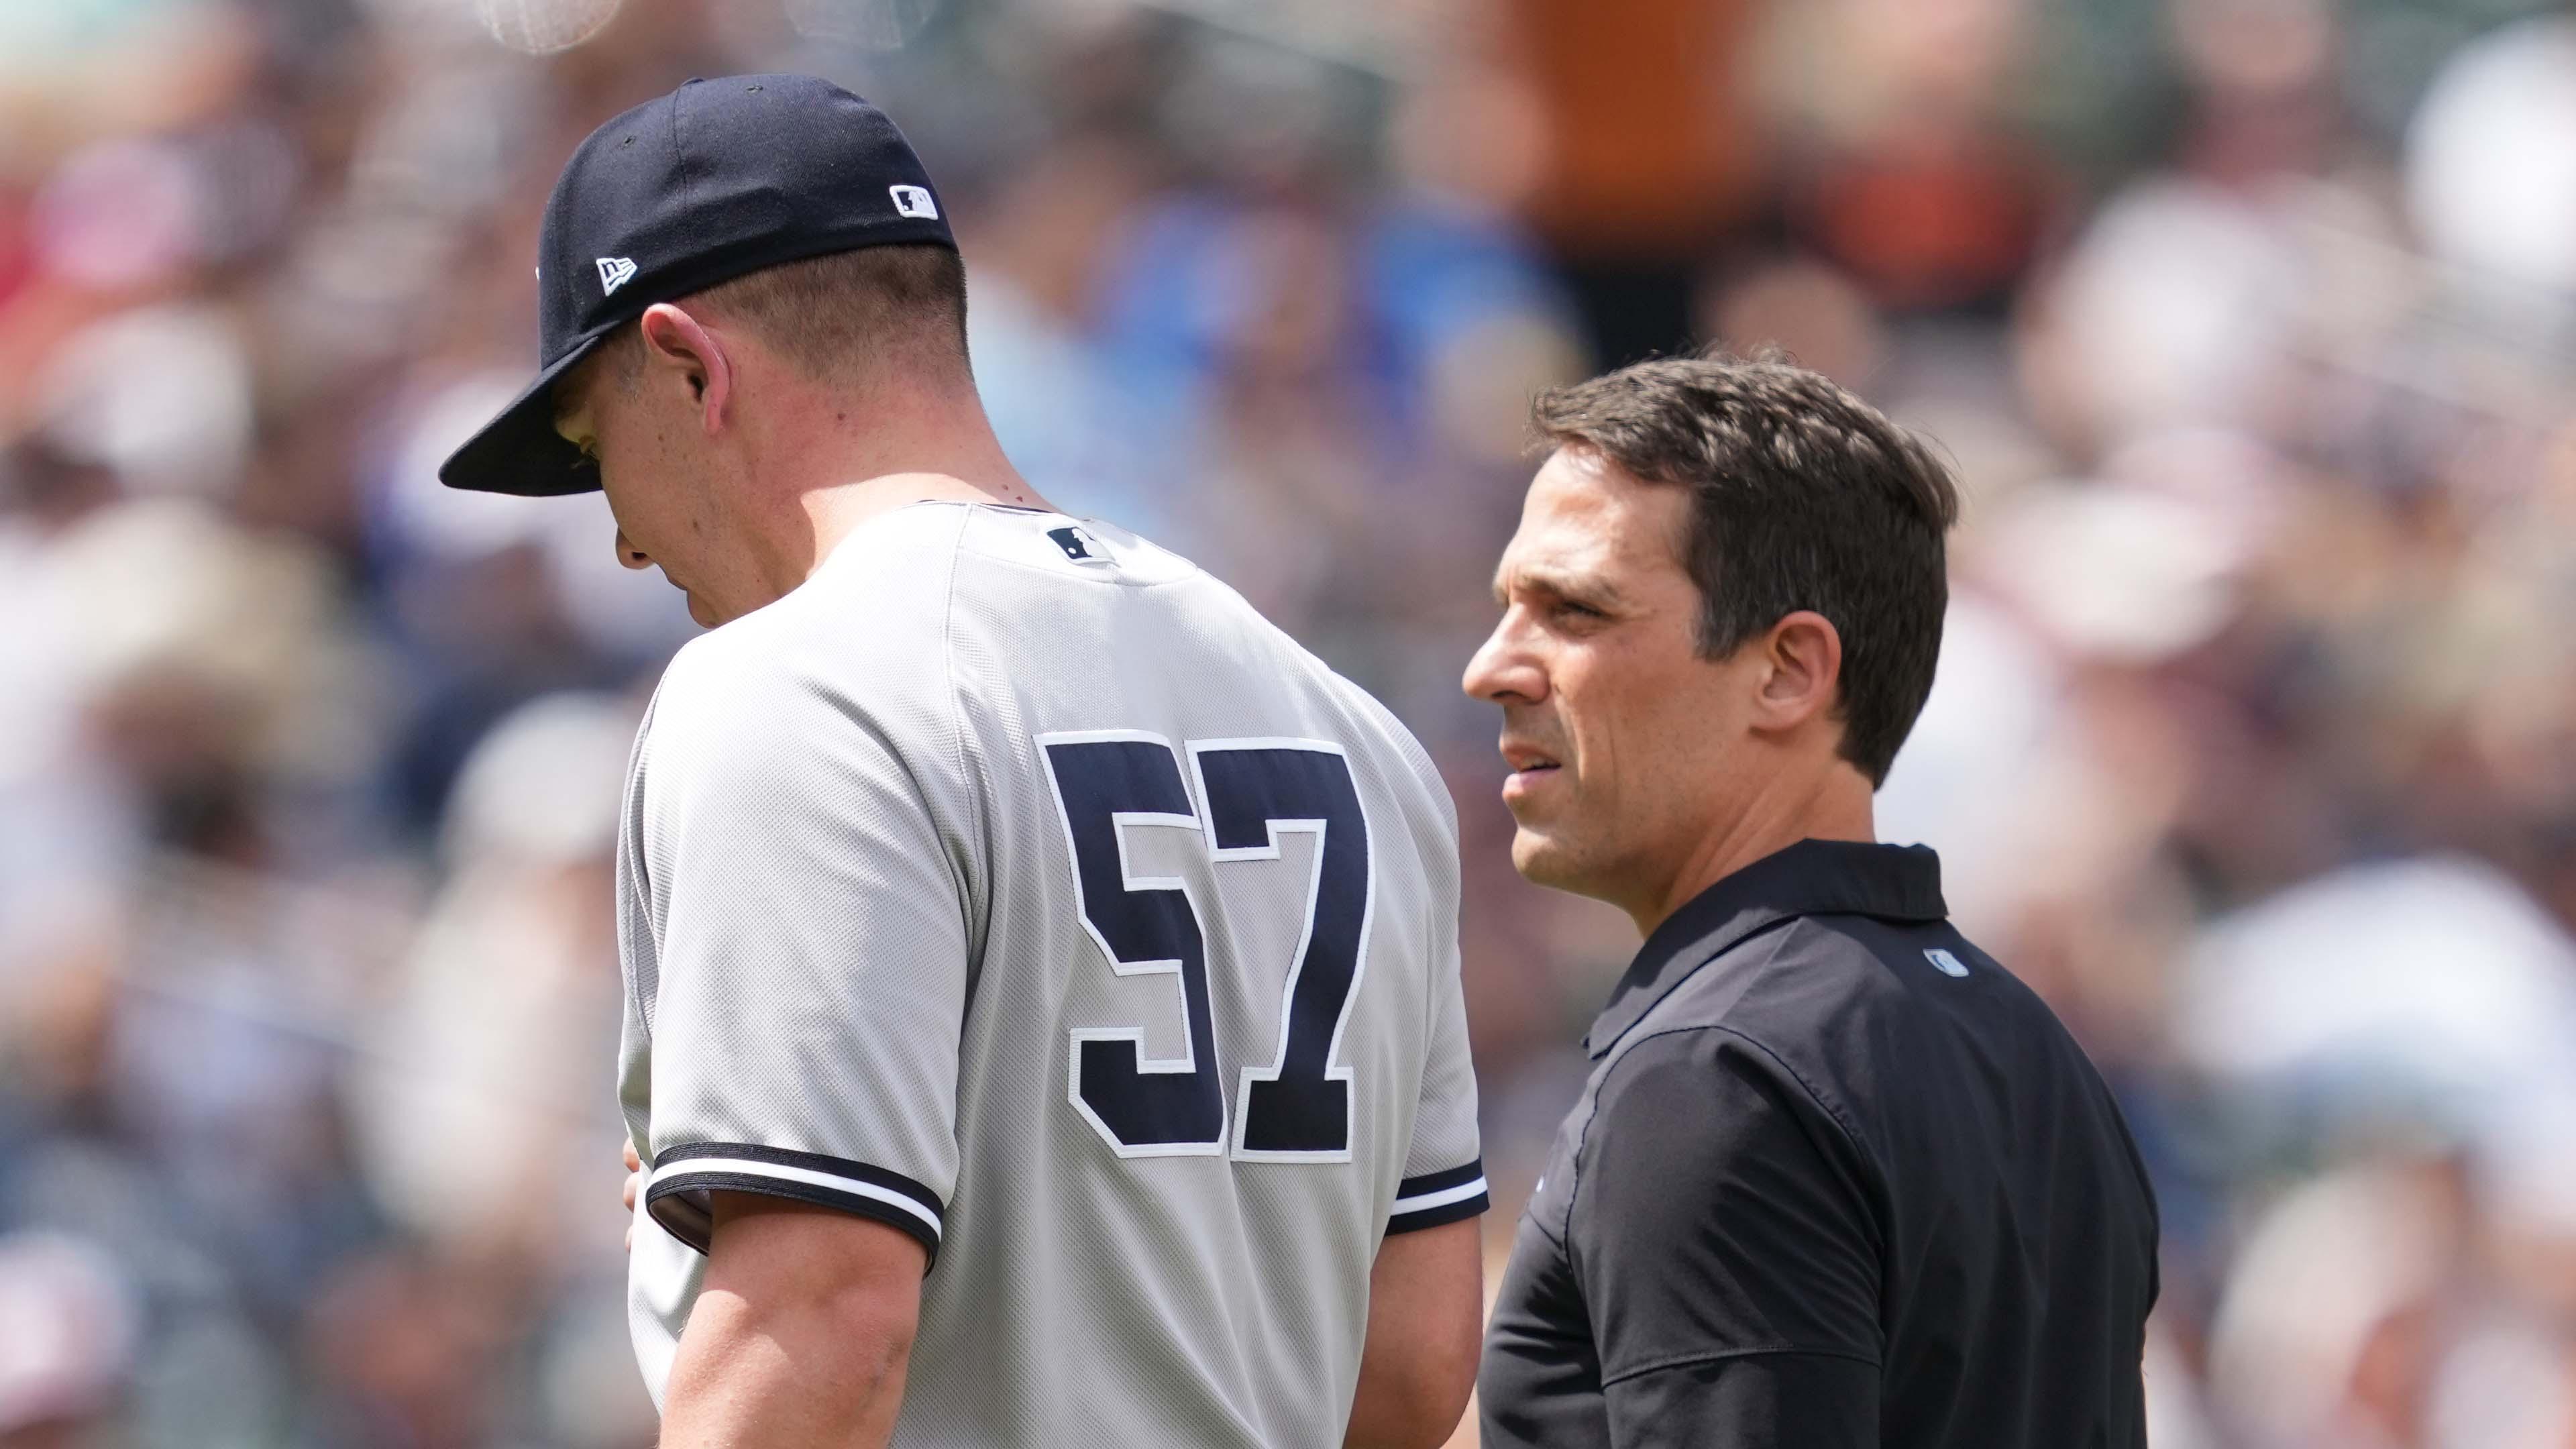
[1479,839,2158,1449]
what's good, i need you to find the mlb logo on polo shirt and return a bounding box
[890,184,938,219]
[1924,949,1970,978]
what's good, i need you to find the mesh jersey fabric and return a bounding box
[619,502,1485,1445]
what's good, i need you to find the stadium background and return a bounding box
[2,0,2575,1442]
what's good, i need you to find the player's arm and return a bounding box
[1345,1216,1483,1449]
[658,1195,925,1449]
[1350,750,1489,1448]
[631,637,973,1439]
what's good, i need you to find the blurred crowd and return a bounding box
[3,0,2576,1443]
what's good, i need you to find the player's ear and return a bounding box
[1749,609,1843,735]
[636,302,733,433]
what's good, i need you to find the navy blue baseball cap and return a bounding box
[439,74,955,496]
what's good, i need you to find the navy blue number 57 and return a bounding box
[1038,732,1372,1161]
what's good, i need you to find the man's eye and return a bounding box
[1553,600,1605,621]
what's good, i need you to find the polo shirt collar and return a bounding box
[1583,839,1947,1058]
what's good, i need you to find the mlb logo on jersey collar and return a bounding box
[1049,525,1111,564]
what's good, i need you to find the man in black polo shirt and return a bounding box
[1463,354,2157,1448]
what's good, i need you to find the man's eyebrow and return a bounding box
[1495,565,1624,608]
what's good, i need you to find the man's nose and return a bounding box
[614,529,652,572]
[1463,617,1548,706]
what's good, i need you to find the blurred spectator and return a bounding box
[350,692,632,1263]
[1500,0,1766,364]
[0,1233,136,1449]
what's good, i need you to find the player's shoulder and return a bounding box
[645,539,963,777]
[770,502,975,631]
[949,505,1204,587]
[661,507,966,692]
[1328,670,1454,833]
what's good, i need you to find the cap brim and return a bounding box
[436,335,608,496]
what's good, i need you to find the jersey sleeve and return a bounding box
[1570,1028,1884,1444]
[1387,774,1487,1235]
[631,637,975,1269]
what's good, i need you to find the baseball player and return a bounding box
[438,76,1487,1448]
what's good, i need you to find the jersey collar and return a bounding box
[1582,839,1948,1059]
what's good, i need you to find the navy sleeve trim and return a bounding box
[652,1141,945,1216]
[1389,1158,1489,1234]
[645,1143,945,1268]
[1399,1160,1487,1197]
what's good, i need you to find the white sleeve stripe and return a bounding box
[1391,1176,1489,1214]
[651,1158,944,1237]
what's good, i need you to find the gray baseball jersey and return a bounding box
[619,501,1486,1446]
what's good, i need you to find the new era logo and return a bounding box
[890,184,938,220]
[596,256,637,295]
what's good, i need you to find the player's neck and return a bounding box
[744,380,1054,594]
[804,453,1050,553]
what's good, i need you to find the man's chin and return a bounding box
[1512,829,1647,916]
[1509,829,1585,892]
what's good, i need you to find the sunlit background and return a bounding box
[3,0,2576,1443]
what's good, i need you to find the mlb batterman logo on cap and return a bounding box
[437,74,956,496]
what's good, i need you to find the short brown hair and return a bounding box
[604,243,970,388]
[1532,352,1960,786]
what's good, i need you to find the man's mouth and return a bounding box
[1499,742,1562,796]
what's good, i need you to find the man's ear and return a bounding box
[1750,609,1844,735]
[635,301,733,435]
